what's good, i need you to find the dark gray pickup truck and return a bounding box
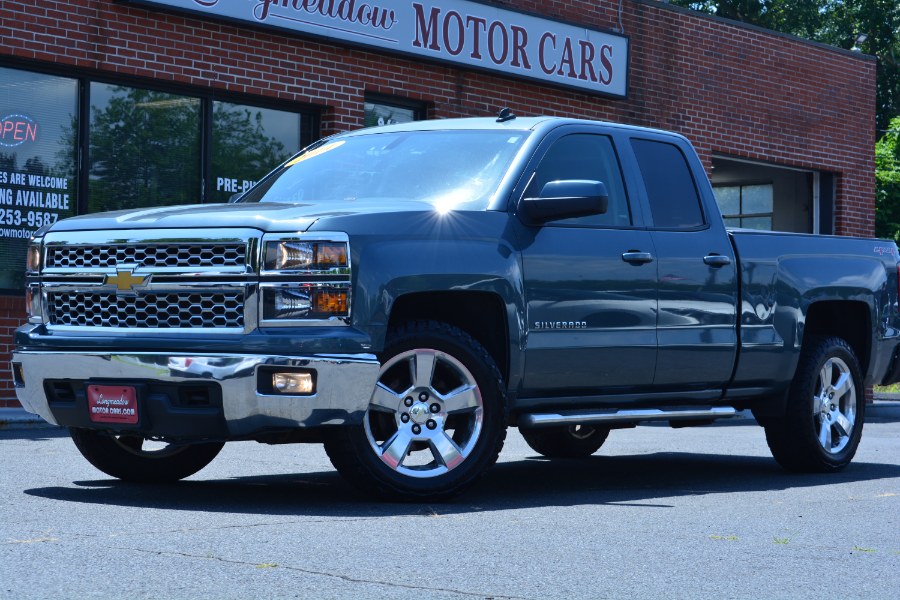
[12,116,900,500]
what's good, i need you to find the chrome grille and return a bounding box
[46,243,246,269]
[47,291,244,329]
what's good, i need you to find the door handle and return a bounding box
[622,251,654,264]
[703,254,732,267]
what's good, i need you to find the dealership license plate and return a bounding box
[87,385,139,425]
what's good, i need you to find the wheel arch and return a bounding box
[387,291,511,387]
[748,299,871,422]
[803,300,871,376]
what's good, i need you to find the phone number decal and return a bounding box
[0,209,59,228]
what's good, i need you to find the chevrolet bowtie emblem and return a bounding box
[105,267,149,293]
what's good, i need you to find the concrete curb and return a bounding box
[868,400,900,424]
[0,409,57,430]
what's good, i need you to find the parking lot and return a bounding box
[2,406,898,600]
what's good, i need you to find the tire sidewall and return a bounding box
[792,337,866,468]
[70,428,223,482]
[520,425,609,458]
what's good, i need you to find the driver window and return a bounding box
[525,134,631,227]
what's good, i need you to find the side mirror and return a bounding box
[519,180,609,224]
[228,192,243,204]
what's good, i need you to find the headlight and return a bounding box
[264,240,348,273]
[262,284,350,321]
[261,285,350,321]
[25,238,42,323]
[259,233,352,325]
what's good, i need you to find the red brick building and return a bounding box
[0,0,877,412]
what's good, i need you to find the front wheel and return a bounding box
[520,424,610,458]
[324,320,507,501]
[70,428,224,482]
[763,336,865,472]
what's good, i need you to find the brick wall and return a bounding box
[0,0,878,409]
[0,296,26,408]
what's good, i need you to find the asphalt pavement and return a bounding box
[1,405,898,599]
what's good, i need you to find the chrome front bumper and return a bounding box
[11,351,380,436]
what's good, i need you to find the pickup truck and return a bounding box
[12,115,900,501]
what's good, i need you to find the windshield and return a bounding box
[239,130,528,210]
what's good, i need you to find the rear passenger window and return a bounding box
[525,134,631,227]
[631,139,705,229]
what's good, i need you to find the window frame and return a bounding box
[511,125,643,230]
[627,136,709,231]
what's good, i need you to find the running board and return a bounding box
[519,406,738,428]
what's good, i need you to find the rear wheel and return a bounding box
[70,428,224,482]
[763,336,865,472]
[520,424,610,458]
[324,320,507,501]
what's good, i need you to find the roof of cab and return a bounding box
[337,115,686,142]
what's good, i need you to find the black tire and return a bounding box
[324,320,508,501]
[70,428,224,482]
[763,336,865,472]
[520,424,610,458]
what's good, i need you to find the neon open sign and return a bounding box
[0,115,38,148]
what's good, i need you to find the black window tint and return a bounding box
[526,134,631,227]
[631,139,705,229]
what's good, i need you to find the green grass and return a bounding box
[874,384,900,394]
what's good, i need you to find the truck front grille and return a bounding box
[47,291,245,329]
[46,243,246,269]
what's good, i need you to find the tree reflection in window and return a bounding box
[89,84,201,213]
[210,102,299,203]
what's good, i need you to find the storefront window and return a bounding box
[0,67,78,291]
[0,67,314,293]
[210,101,301,202]
[364,96,422,128]
[715,184,774,230]
[89,83,201,212]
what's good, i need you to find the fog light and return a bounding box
[272,372,314,395]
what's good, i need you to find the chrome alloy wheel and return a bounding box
[813,356,857,454]
[364,348,484,478]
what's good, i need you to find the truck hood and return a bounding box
[44,200,438,233]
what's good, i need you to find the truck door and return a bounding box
[516,129,658,396]
[628,136,738,390]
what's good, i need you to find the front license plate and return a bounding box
[87,385,139,425]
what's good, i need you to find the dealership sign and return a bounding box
[124,0,629,97]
